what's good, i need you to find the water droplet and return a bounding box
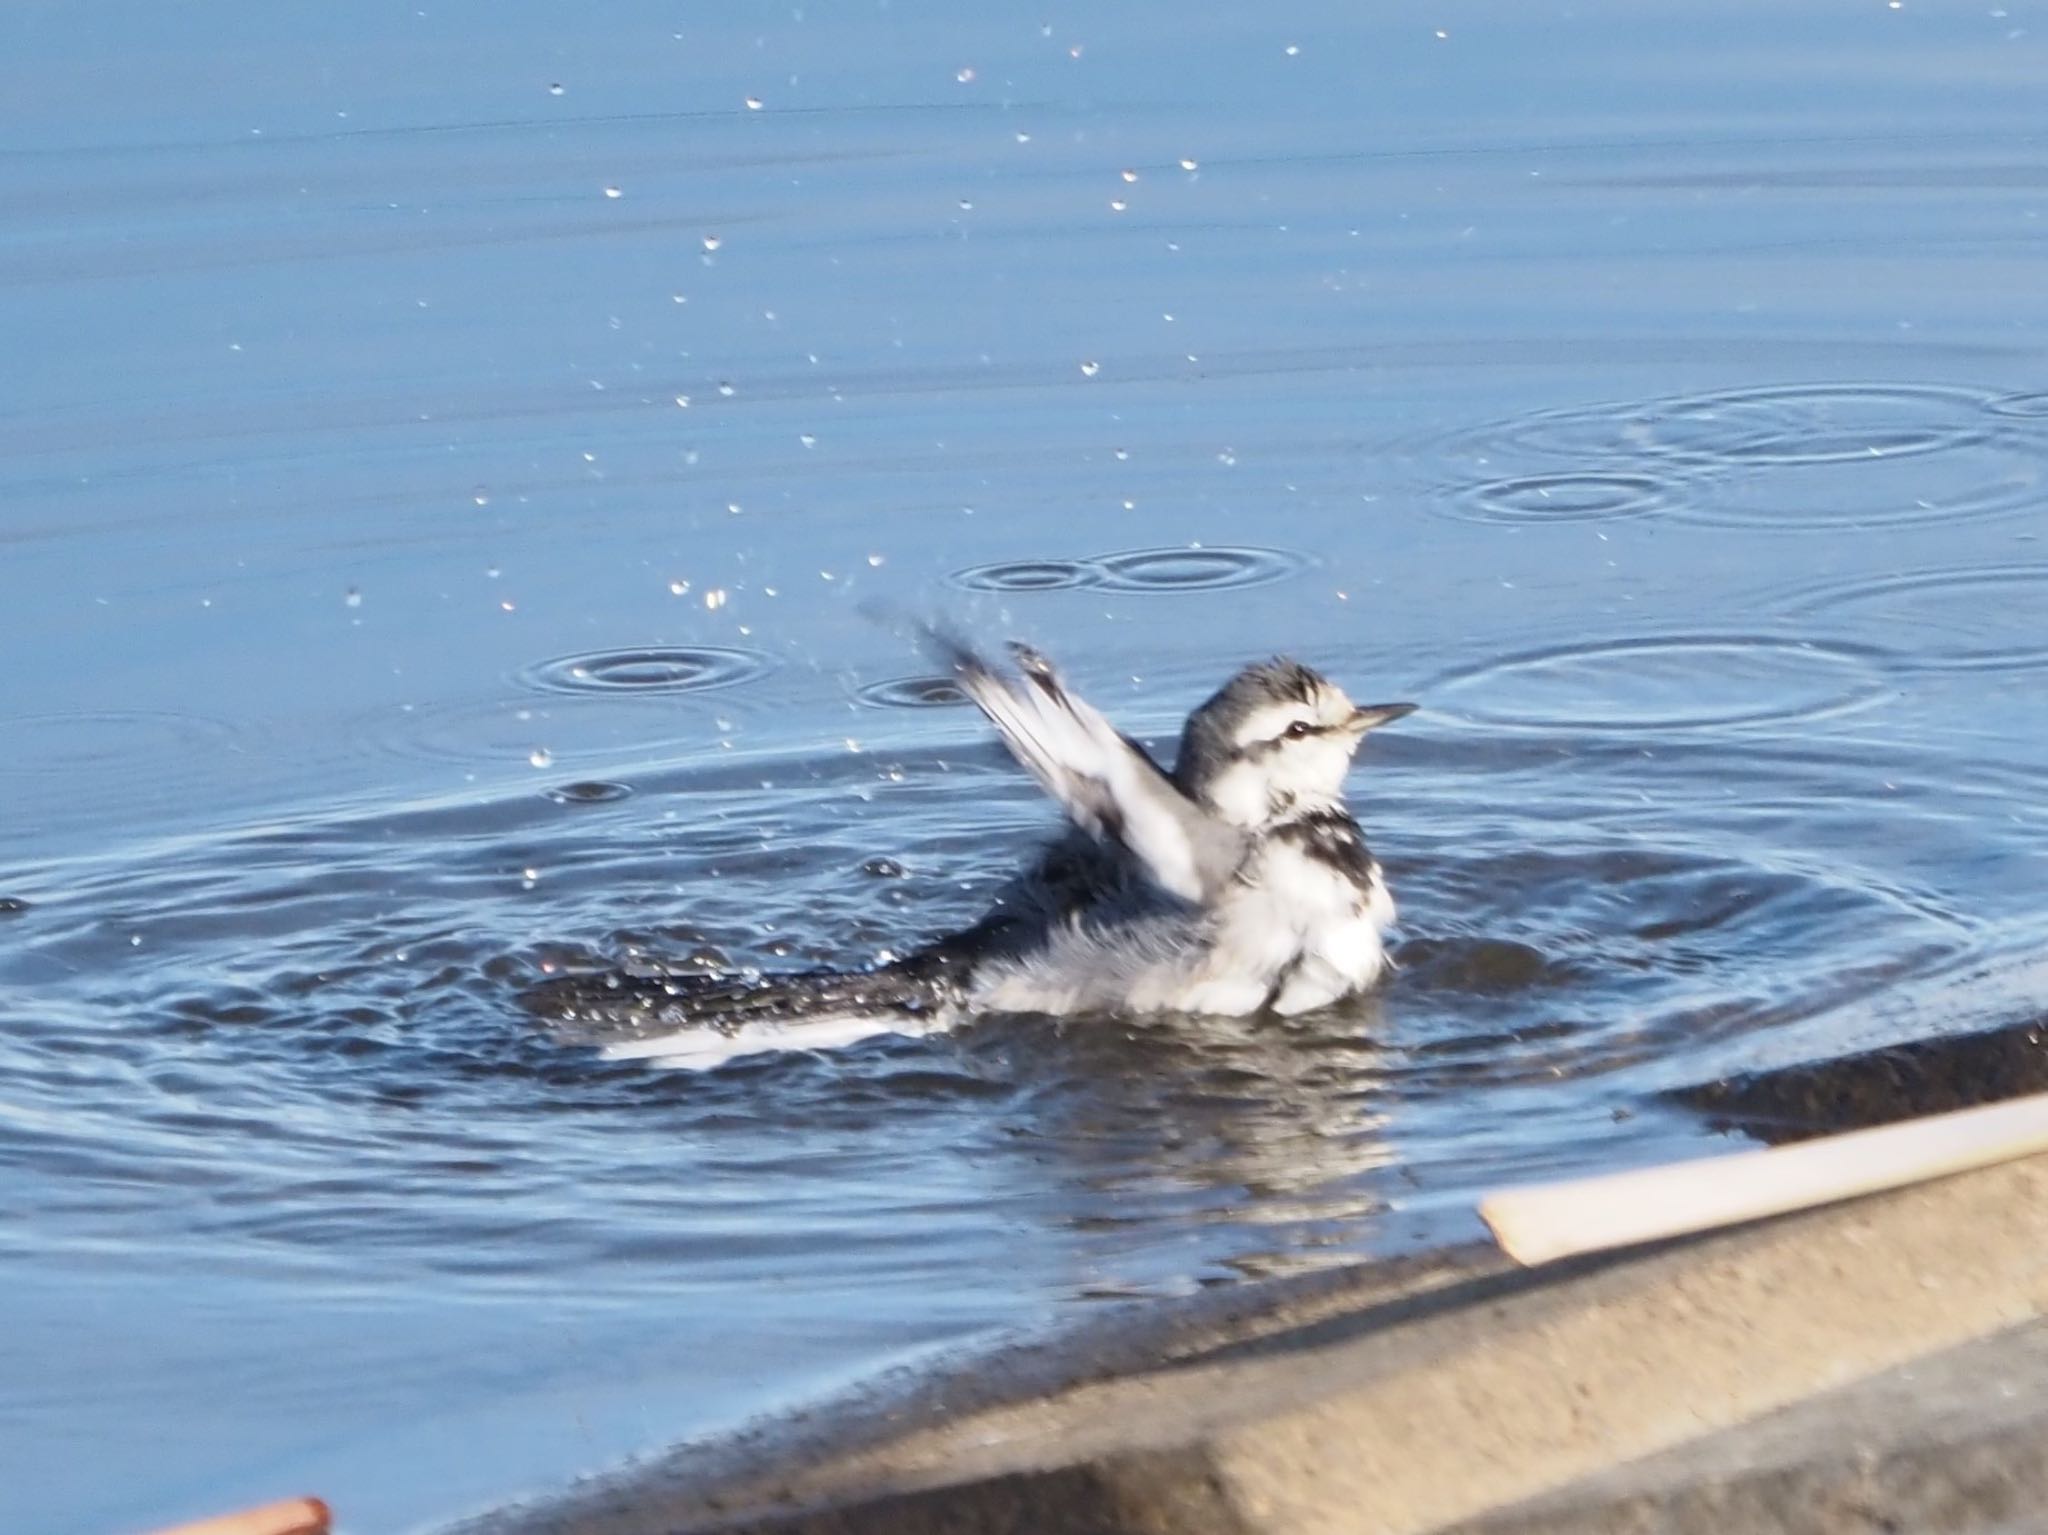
[1015,131,1032,143]
[1079,360,1100,378]
[1109,199,1127,212]
[958,198,974,211]
[744,95,763,110]
[603,185,623,199]
[674,395,691,408]
[717,381,736,397]
[867,553,884,567]
[705,589,728,611]
[702,234,722,252]
[668,579,691,596]
[344,587,363,608]
[727,502,743,515]
[1284,42,1300,55]
[529,747,554,768]
[956,66,977,82]
[548,83,565,96]
[799,433,817,448]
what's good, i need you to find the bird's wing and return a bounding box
[931,634,1244,903]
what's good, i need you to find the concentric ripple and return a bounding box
[1471,382,1996,468]
[0,709,251,776]
[519,646,775,696]
[1782,565,2048,673]
[949,546,1305,594]
[1653,383,1995,466]
[1424,635,1889,732]
[1442,472,1672,526]
[855,676,970,710]
[357,697,727,768]
[1094,545,1306,592]
[1987,391,2048,419]
[1685,442,2044,531]
[949,558,1103,592]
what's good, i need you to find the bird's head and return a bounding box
[1174,659,1414,829]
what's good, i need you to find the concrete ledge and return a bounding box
[1450,1317,2048,1534]
[478,1150,2048,1534]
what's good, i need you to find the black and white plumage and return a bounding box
[525,642,1415,1068]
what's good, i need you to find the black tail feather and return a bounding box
[520,946,967,1035]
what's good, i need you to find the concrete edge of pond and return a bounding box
[465,1148,2048,1535]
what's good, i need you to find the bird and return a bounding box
[524,638,1416,1069]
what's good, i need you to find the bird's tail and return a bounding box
[520,948,967,1070]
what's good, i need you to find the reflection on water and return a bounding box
[5,0,2048,1530]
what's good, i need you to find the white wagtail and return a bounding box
[529,638,1416,1068]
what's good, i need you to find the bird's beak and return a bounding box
[1345,701,1418,734]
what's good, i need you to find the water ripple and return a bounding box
[1431,381,2047,532]
[1441,471,1673,526]
[544,780,636,805]
[0,709,253,777]
[949,546,1305,594]
[519,646,776,696]
[950,558,1103,592]
[1464,382,1997,468]
[1094,545,1307,592]
[353,696,729,768]
[1780,565,2048,673]
[1987,391,2048,419]
[1422,634,1890,732]
[855,676,970,710]
[1685,442,2044,531]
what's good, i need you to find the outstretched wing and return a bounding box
[931,633,1244,904]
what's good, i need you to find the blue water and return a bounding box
[5,2,2048,1530]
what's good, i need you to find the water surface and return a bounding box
[4,2,2048,1530]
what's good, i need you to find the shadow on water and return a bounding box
[1667,1012,2048,1145]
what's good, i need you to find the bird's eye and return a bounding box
[1284,720,1314,740]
